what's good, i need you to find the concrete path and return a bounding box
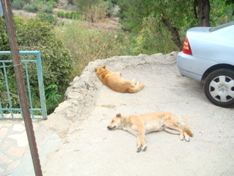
[0,53,233,176]
[0,120,60,176]
[0,121,28,175]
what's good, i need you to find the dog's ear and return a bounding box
[116,113,121,118]
[94,67,97,72]
[103,65,106,69]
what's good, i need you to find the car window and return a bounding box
[209,21,234,32]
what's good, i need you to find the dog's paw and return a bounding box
[137,147,141,153]
[142,146,147,152]
[136,145,147,152]
[179,134,184,141]
[184,133,190,142]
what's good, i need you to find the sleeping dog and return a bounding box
[107,112,193,152]
[95,65,144,93]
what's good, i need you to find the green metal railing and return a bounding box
[0,51,47,119]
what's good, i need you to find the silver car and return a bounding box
[177,21,234,108]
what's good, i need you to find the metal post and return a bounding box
[35,51,47,119]
[1,0,43,175]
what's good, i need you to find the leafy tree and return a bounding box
[210,0,234,26]
[117,0,233,50]
[117,0,196,50]
[225,0,234,15]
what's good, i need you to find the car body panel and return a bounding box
[177,52,218,81]
[187,27,234,64]
[177,22,234,82]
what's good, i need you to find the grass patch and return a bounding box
[55,20,179,78]
[55,21,135,77]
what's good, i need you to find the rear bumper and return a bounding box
[176,52,203,82]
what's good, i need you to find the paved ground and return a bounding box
[0,120,60,176]
[0,53,234,176]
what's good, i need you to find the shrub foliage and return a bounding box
[0,17,73,114]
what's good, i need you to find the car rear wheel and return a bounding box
[204,69,234,107]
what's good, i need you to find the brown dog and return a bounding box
[107,112,193,152]
[94,65,144,93]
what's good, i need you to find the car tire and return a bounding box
[204,69,234,108]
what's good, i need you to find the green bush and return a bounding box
[0,16,73,114]
[71,12,79,19]
[23,3,38,12]
[56,11,80,19]
[11,0,24,10]
[46,0,57,7]
[21,0,30,3]
[36,13,58,25]
[40,5,53,14]
[130,17,178,55]
[0,18,9,51]
[57,11,64,18]
[65,12,70,19]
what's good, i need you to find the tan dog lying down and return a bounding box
[107,112,193,152]
[94,65,144,93]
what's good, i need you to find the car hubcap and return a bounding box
[209,75,234,102]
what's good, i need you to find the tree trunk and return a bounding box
[198,0,210,27]
[161,17,183,51]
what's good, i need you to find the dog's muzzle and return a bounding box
[107,126,116,130]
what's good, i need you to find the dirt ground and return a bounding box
[37,52,234,176]
[12,9,120,32]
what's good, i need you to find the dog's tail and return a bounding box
[128,82,145,93]
[182,124,193,137]
[164,123,193,137]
